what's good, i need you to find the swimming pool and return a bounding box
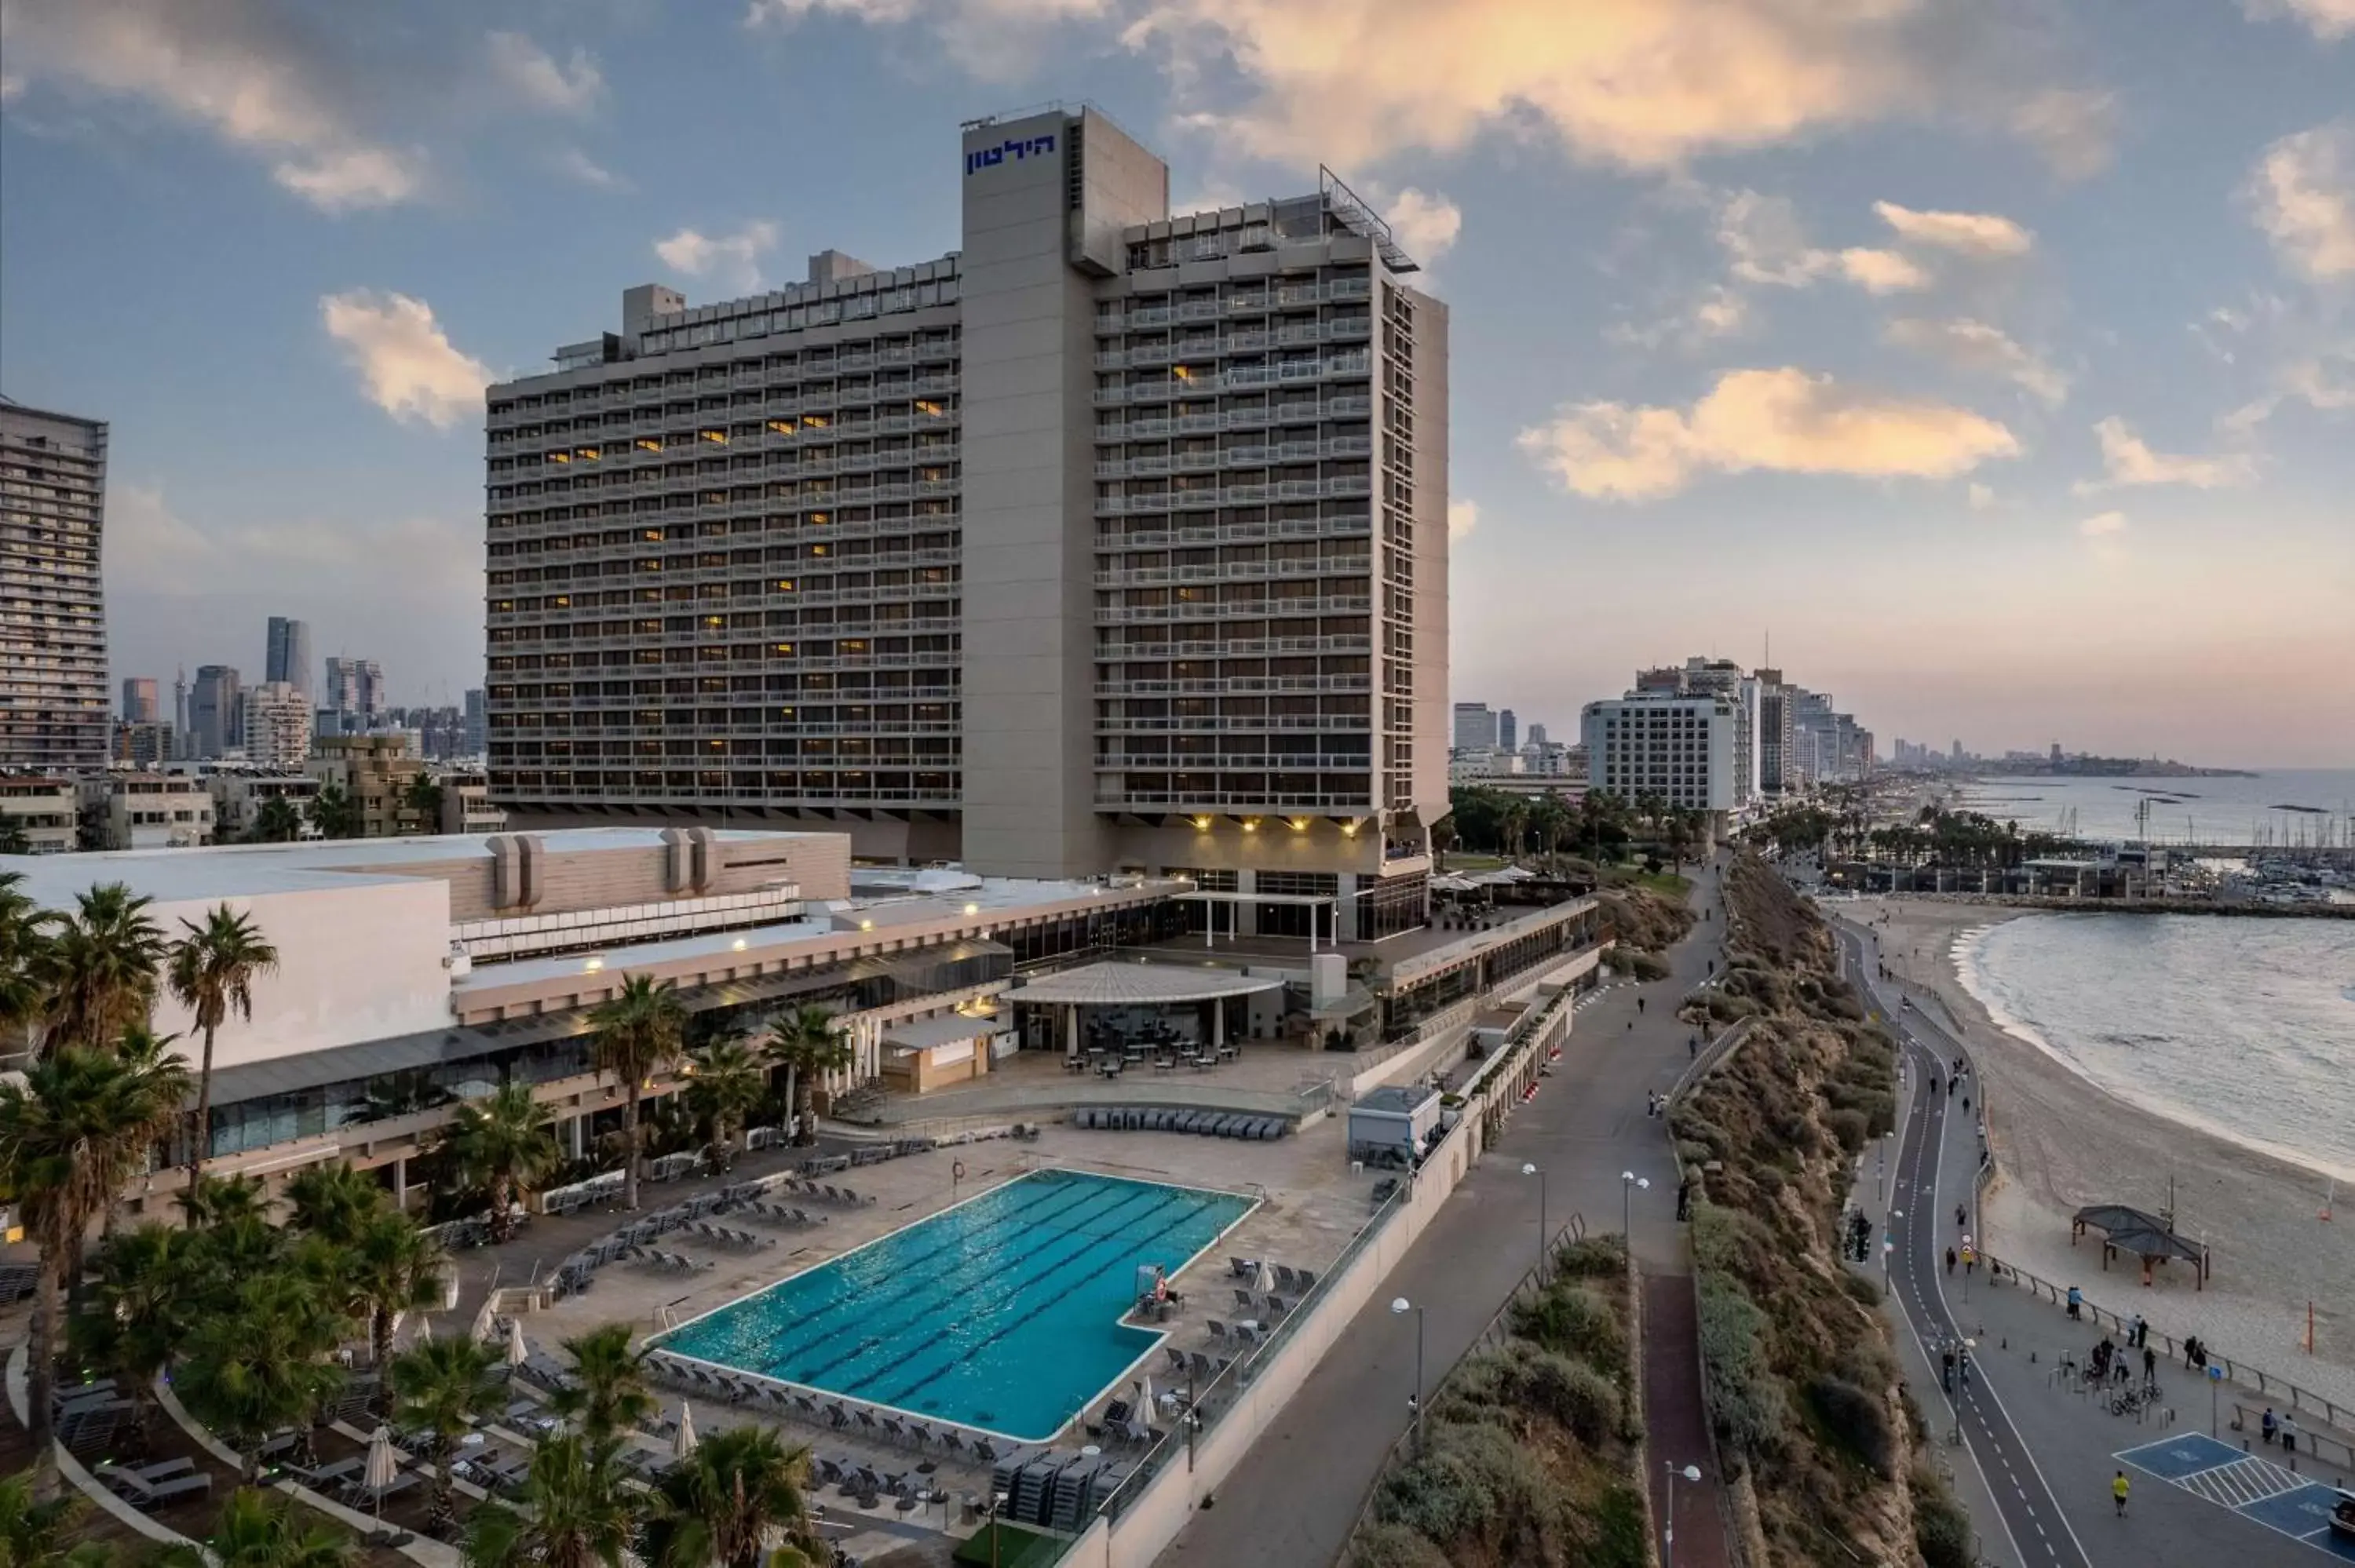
[654,1169,1256,1442]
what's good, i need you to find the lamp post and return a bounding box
[1390,1296,1426,1457]
[988,1491,1007,1568]
[1664,1462,1702,1568]
[1621,1170,1650,1246]
[1522,1162,1548,1285]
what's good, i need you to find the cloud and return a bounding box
[556,148,626,189]
[1516,366,2019,501]
[486,31,604,115]
[1605,286,1751,351]
[1872,200,2034,257]
[1966,482,1998,509]
[2246,122,2355,283]
[2078,510,2128,537]
[2081,416,2256,490]
[1836,247,1930,292]
[2006,87,2118,179]
[1448,498,1481,539]
[747,0,1110,78]
[655,221,781,295]
[1380,188,1462,266]
[1717,191,1930,294]
[1884,317,2068,404]
[106,482,483,704]
[319,290,494,428]
[2241,0,2355,41]
[0,0,425,210]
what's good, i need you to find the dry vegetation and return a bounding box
[1670,852,1973,1568]
[1349,1236,1649,1568]
[1597,884,1696,982]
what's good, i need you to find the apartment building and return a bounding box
[78,773,215,850]
[309,734,429,837]
[0,399,111,770]
[122,677,160,724]
[0,776,79,853]
[242,680,314,769]
[1580,692,1741,815]
[208,771,321,841]
[434,767,508,834]
[1451,702,1495,752]
[484,108,1447,939]
[111,720,176,768]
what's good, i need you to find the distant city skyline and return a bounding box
[3,2,2350,768]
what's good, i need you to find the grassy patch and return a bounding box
[952,1521,1064,1568]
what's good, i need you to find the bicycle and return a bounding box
[2109,1384,2158,1417]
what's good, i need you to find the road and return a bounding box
[1156,865,1731,1568]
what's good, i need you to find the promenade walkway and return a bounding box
[1156,863,1732,1568]
[1838,916,2353,1568]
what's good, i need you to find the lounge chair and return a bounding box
[1189,1351,1214,1380]
[1206,1319,1230,1346]
[880,1415,907,1445]
[1230,1256,1255,1278]
[108,1468,213,1509]
[940,1431,968,1459]
[1164,1346,1189,1375]
[1275,1264,1300,1294]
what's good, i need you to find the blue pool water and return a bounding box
[655,1170,1254,1442]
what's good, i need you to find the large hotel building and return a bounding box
[0,397,111,771]
[484,108,1448,941]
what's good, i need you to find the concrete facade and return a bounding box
[1581,691,1741,814]
[0,776,78,853]
[0,400,110,771]
[240,680,313,769]
[483,112,1447,928]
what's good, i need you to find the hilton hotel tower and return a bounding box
[484,108,1449,939]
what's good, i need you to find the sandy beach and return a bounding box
[1847,895,2355,1415]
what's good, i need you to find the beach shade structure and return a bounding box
[506,1317,531,1367]
[673,1402,698,1459]
[363,1427,400,1519]
[2070,1204,2209,1288]
[1135,1375,1156,1424]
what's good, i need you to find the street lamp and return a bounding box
[1522,1162,1548,1285]
[1663,1462,1702,1568]
[1621,1170,1650,1245]
[1391,1296,1426,1457]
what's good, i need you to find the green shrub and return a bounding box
[1583,1482,1651,1568]
[1348,1522,1454,1568]
[1911,1468,1974,1568]
[1808,1375,1897,1478]
[1514,1285,1628,1377]
[1839,1272,1882,1307]
[1375,1417,1568,1557]
[1627,951,1670,982]
[1553,1233,1628,1279]
[1513,1346,1622,1447]
[1675,1139,1714,1169]
[1825,1107,1869,1155]
[1696,1275,1786,1461]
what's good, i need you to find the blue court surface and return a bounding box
[2120,1434,2355,1559]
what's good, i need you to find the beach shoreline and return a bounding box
[1846,895,2355,1414]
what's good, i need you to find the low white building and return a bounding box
[77,773,215,850]
[207,772,321,841]
[1580,692,1740,815]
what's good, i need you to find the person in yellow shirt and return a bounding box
[2112,1470,2130,1517]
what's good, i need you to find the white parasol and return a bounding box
[363,1426,400,1519]
[472,1294,498,1343]
[1253,1260,1277,1296]
[413,1314,433,1346]
[1134,1375,1155,1425]
[672,1402,699,1458]
[506,1317,530,1368]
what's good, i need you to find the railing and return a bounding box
[2226,1398,2355,1472]
[1979,1253,2351,1435]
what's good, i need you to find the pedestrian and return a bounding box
[1956,1202,1967,1229]
[2130,1313,2144,1348]
[1638,996,1646,1015]
[1689,1034,1699,1059]
[2261,1406,2277,1446]
[2142,1345,2156,1387]
[2068,1284,2083,1322]
[2112,1470,2130,1517]
[1946,1246,1957,1275]
[2184,1335,2200,1369]
[1962,1095,1970,1114]
[2281,1416,2298,1457]
[1963,1246,1976,1275]
[1959,1347,1972,1388]
[1941,1347,1955,1392]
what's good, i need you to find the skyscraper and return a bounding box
[0,399,111,769]
[190,665,242,758]
[323,657,385,727]
[1497,709,1517,752]
[122,677,160,724]
[266,617,316,705]
[239,681,312,769]
[463,688,487,757]
[483,110,1448,925]
[1451,703,1497,751]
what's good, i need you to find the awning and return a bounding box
[1012,961,1285,1007]
[884,1012,1004,1052]
[2072,1204,2205,1264]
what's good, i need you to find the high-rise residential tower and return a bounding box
[484,109,1448,933]
[239,680,312,769]
[1451,702,1496,751]
[122,676,160,724]
[0,398,111,770]
[266,617,316,705]
[190,665,242,759]
[322,656,385,730]
[1497,708,1517,753]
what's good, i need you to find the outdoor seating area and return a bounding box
[52,1377,135,1457]
[93,1457,213,1510]
[1072,1105,1291,1139]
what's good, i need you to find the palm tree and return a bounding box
[177,1172,269,1230]
[32,882,166,1056]
[644,1424,819,1568]
[309,784,361,841]
[285,1161,386,1245]
[462,1434,638,1568]
[401,774,445,836]
[0,1469,119,1568]
[349,1209,447,1390]
[176,1272,345,1482]
[167,904,279,1202]
[545,1323,655,1443]
[440,1083,560,1242]
[247,796,305,845]
[761,1006,849,1148]
[0,1043,192,1498]
[391,1336,507,1533]
[684,1036,766,1169]
[586,975,686,1210]
[68,1223,188,1453]
[1,870,53,1049]
[153,1486,353,1568]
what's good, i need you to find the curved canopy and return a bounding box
[1013,961,1285,1007]
[2072,1204,2203,1264]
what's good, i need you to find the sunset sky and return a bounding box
[2,0,2350,766]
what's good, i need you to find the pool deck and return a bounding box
[512,1116,1375,1559]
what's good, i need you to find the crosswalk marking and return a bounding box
[2178,1453,2302,1510]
